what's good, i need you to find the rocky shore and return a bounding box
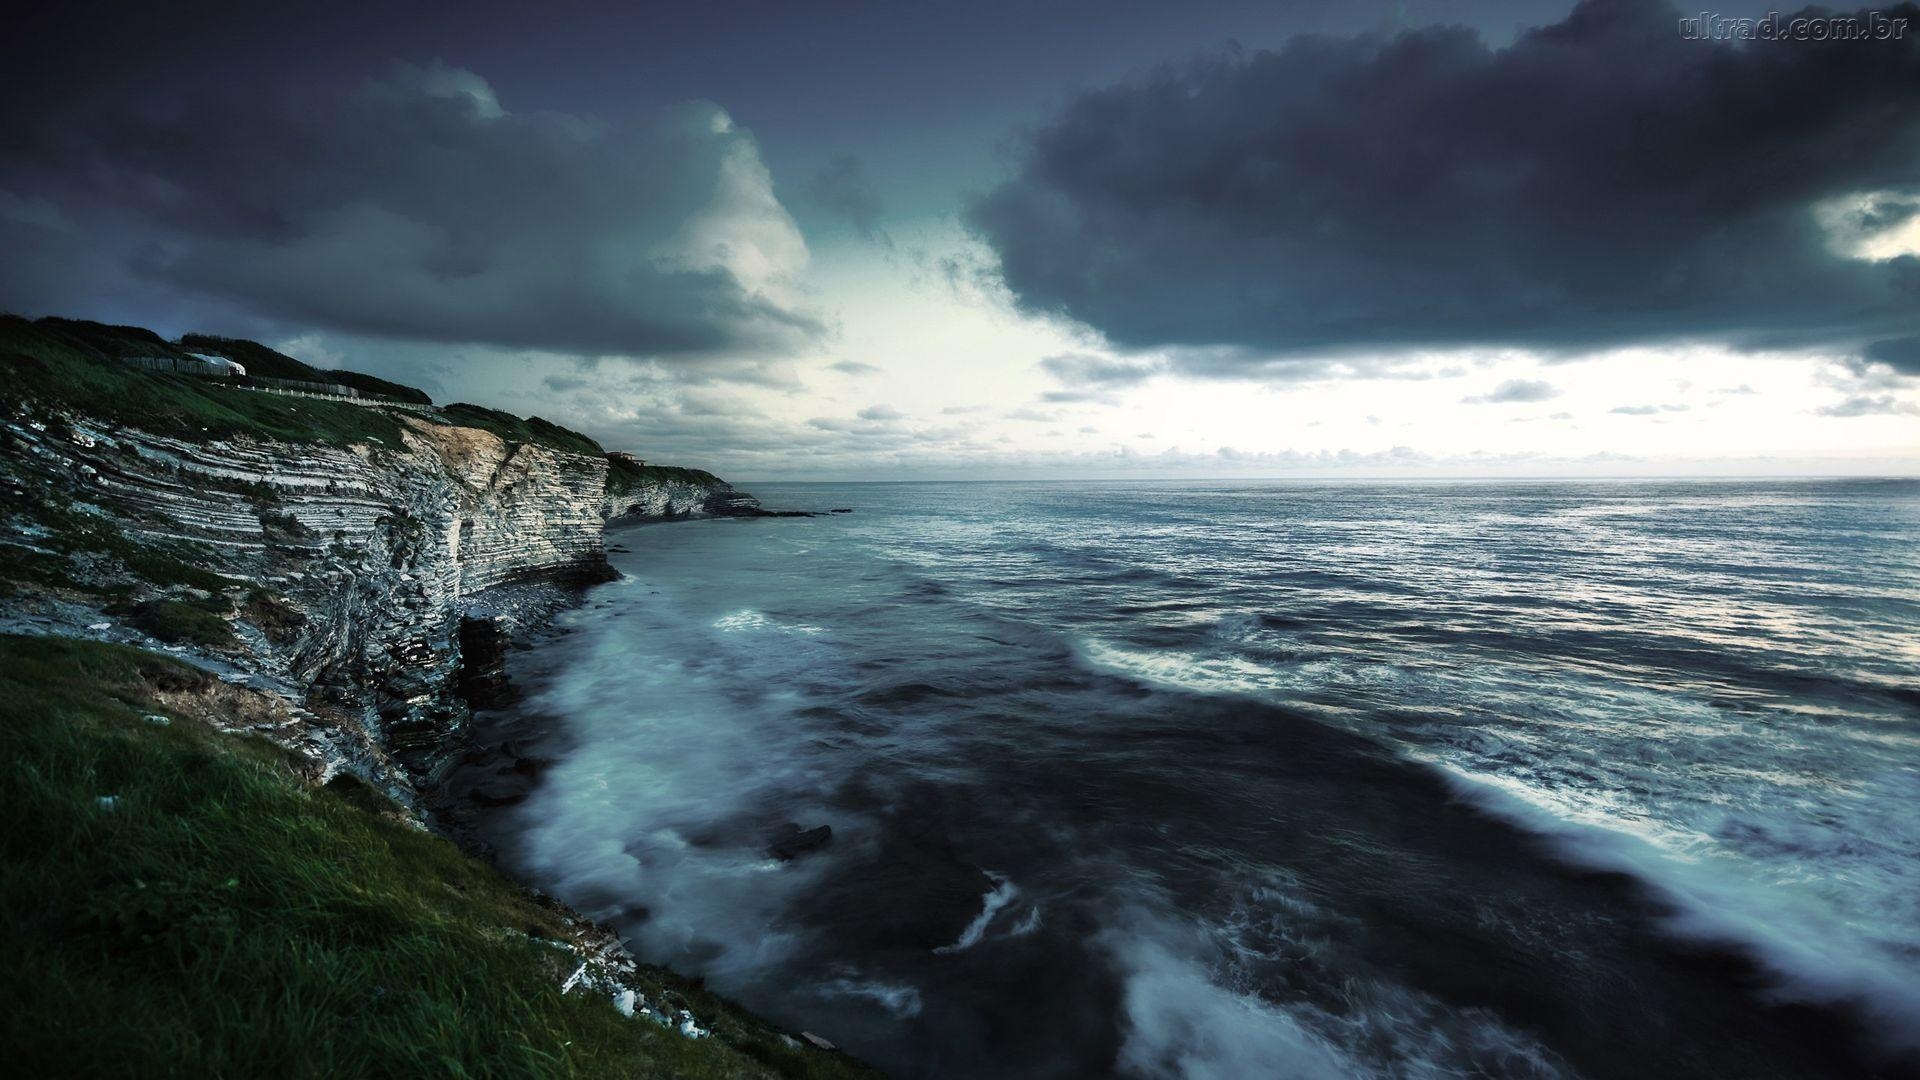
[0,316,860,1075]
[1,355,779,800]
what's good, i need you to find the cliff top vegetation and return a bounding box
[0,633,876,1079]
[0,315,603,457]
[606,454,726,491]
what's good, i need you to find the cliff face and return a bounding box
[0,408,622,783]
[603,458,760,521]
[0,313,782,793]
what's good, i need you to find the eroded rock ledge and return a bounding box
[0,401,764,804]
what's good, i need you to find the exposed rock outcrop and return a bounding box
[0,400,733,794]
[3,412,605,771]
[602,455,763,521]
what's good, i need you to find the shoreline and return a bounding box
[450,484,1920,1079]
[1,318,870,1073]
[0,515,872,1074]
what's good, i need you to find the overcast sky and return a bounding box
[4,0,1917,479]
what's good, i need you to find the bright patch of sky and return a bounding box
[284,215,1920,481]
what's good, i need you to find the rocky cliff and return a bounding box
[1,410,621,778]
[0,319,767,800]
[603,455,762,521]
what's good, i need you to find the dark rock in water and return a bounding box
[829,508,853,514]
[507,753,552,777]
[768,823,833,861]
[728,507,819,518]
[578,558,621,584]
[456,615,517,708]
[790,787,997,950]
[469,737,554,778]
[469,774,535,806]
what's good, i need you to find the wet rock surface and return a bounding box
[456,615,517,709]
[768,823,834,861]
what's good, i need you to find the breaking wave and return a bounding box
[470,478,1920,1077]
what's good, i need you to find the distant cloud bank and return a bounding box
[0,63,821,361]
[972,0,1920,363]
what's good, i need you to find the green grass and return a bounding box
[30,317,188,360]
[606,457,728,490]
[241,589,308,645]
[441,403,604,457]
[326,369,434,405]
[176,334,330,382]
[1,314,616,455]
[116,597,235,647]
[0,319,409,448]
[177,335,432,405]
[0,634,876,1079]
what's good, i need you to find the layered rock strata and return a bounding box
[0,406,761,793]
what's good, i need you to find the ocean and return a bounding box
[458,478,1920,1078]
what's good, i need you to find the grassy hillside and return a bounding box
[179,335,433,404]
[443,403,605,457]
[606,455,728,490]
[13,319,429,406]
[0,634,873,1079]
[327,368,434,405]
[178,333,334,381]
[0,316,602,455]
[28,317,192,361]
[0,317,410,447]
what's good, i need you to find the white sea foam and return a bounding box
[818,972,925,1018]
[1079,629,1920,1057]
[1433,764,1920,1054]
[1105,919,1355,1080]
[713,608,824,635]
[1077,638,1287,699]
[1100,881,1576,1080]
[510,585,853,989]
[513,481,1920,1075]
[934,873,1019,954]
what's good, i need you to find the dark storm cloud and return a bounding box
[1864,337,1920,376]
[971,0,1920,362]
[0,63,822,359]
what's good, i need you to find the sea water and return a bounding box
[470,479,1920,1078]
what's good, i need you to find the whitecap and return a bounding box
[818,974,925,1018]
[1432,763,1920,1055]
[713,608,825,635]
[1075,637,1278,698]
[933,873,1020,954]
[1103,918,1354,1080]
